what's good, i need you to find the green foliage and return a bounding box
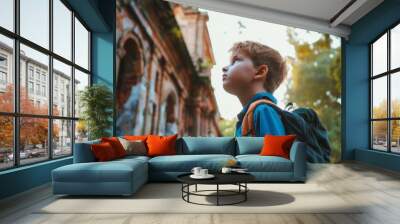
[372,99,400,141]
[219,118,237,137]
[196,58,213,73]
[79,84,113,140]
[286,29,342,163]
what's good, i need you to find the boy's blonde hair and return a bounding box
[229,41,287,93]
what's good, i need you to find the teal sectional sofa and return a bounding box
[52,137,307,196]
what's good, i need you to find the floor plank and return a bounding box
[1,161,400,224]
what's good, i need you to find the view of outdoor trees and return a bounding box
[286,30,341,162]
[0,85,66,168]
[372,99,400,152]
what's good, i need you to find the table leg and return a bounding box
[195,184,197,192]
[187,184,190,202]
[217,184,219,206]
[245,183,247,201]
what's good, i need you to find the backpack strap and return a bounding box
[241,99,279,136]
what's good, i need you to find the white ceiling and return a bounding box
[165,0,384,39]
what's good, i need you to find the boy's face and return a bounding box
[222,51,257,95]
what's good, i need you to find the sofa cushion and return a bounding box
[90,142,118,161]
[236,154,293,172]
[260,134,297,159]
[101,137,127,158]
[118,137,147,156]
[147,134,178,157]
[52,158,147,183]
[235,137,264,155]
[177,137,236,155]
[148,154,235,172]
[123,135,148,142]
[114,155,150,163]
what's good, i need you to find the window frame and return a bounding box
[369,20,400,154]
[0,0,92,171]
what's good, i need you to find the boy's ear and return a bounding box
[254,64,268,81]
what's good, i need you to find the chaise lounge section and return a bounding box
[52,136,307,196]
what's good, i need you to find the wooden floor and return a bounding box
[1,162,400,224]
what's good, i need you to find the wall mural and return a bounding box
[115,0,221,138]
[115,0,341,162]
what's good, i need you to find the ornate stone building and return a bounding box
[116,0,221,136]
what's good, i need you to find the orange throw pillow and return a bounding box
[146,134,178,157]
[101,137,127,158]
[91,142,117,161]
[124,135,148,142]
[260,134,297,159]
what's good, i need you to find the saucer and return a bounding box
[190,174,215,179]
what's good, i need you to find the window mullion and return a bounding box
[48,0,53,160]
[370,45,373,149]
[71,10,76,155]
[13,0,21,166]
[388,30,391,153]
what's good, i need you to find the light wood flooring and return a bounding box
[1,162,400,224]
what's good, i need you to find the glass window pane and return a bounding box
[53,0,72,60]
[0,0,14,31]
[20,44,49,115]
[19,117,49,165]
[74,18,89,70]
[75,120,88,143]
[372,76,387,119]
[0,34,14,112]
[391,72,400,118]
[372,33,387,76]
[20,0,49,49]
[391,120,400,153]
[391,24,400,70]
[53,59,72,117]
[53,119,72,157]
[372,121,388,151]
[0,116,14,170]
[74,69,89,118]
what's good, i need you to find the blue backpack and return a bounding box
[241,99,331,163]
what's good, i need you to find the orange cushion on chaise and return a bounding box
[124,135,148,142]
[259,134,297,159]
[91,142,118,161]
[146,134,178,157]
[101,137,127,158]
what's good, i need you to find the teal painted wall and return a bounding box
[92,32,114,88]
[0,0,115,200]
[0,158,72,199]
[343,0,400,171]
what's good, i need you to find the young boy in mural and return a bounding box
[222,40,288,137]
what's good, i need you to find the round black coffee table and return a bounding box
[177,172,255,206]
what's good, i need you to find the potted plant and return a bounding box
[79,84,113,140]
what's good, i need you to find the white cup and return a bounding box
[200,169,208,176]
[191,167,202,176]
[221,167,232,174]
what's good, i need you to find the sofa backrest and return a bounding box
[73,139,101,163]
[177,137,236,155]
[235,137,264,155]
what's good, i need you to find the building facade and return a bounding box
[116,0,221,136]
[0,42,75,154]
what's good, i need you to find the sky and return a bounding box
[0,0,89,74]
[200,8,341,120]
[371,26,400,111]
